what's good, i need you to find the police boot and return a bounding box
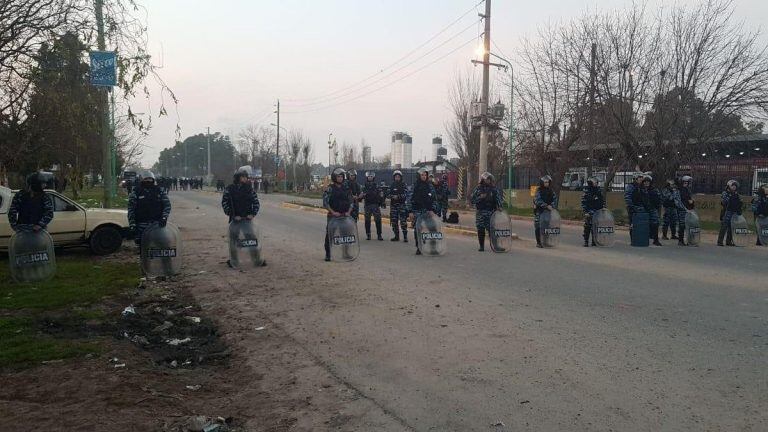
[725,227,735,246]
[403,230,408,243]
[391,228,400,241]
[717,225,727,246]
[652,224,662,246]
[376,220,383,241]
[535,227,543,248]
[478,229,485,252]
[677,226,686,246]
[662,225,669,240]
[583,225,590,247]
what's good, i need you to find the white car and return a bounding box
[0,186,130,255]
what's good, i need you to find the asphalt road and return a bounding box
[173,190,768,431]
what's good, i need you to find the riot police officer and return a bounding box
[660,179,680,240]
[387,170,409,242]
[222,167,260,223]
[128,170,171,252]
[624,172,644,241]
[717,179,742,246]
[437,174,450,222]
[752,185,768,246]
[346,169,363,223]
[407,167,438,255]
[533,175,558,248]
[323,168,352,261]
[362,171,385,241]
[581,177,605,247]
[471,172,503,252]
[8,172,54,233]
[675,175,695,246]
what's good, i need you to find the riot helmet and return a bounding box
[540,175,552,187]
[480,172,495,185]
[417,167,429,181]
[332,167,346,184]
[365,171,375,181]
[26,172,46,193]
[348,169,357,179]
[680,175,692,183]
[726,179,739,190]
[393,170,403,181]
[586,177,598,187]
[138,170,156,186]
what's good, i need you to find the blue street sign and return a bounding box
[89,51,117,87]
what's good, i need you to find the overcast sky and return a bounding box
[135,0,768,168]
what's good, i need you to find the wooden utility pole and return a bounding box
[275,99,280,190]
[587,42,597,178]
[478,0,492,179]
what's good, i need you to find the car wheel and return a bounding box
[90,226,123,255]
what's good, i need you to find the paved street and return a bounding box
[172,190,767,431]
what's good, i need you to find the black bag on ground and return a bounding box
[447,211,459,224]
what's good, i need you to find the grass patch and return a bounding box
[0,258,139,310]
[65,186,128,209]
[0,317,99,369]
[283,190,324,200]
[0,257,139,369]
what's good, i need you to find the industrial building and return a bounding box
[390,131,413,168]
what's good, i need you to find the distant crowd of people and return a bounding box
[124,176,205,194]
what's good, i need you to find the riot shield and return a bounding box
[730,214,749,247]
[140,223,182,277]
[489,211,512,253]
[327,216,360,262]
[9,230,56,283]
[592,208,615,247]
[415,212,446,256]
[757,216,768,247]
[228,219,263,269]
[540,209,561,248]
[685,211,701,247]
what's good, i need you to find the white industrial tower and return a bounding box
[390,131,413,168]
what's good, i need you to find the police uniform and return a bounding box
[387,177,409,241]
[674,180,695,245]
[222,181,260,222]
[718,186,742,246]
[631,182,662,245]
[471,182,503,251]
[8,191,54,232]
[660,183,680,239]
[346,174,362,222]
[580,184,605,247]
[362,178,384,240]
[752,187,768,246]
[322,181,352,260]
[128,181,172,251]
[407,176,438,254]
[533,183,558,247]
[434,178,450,221]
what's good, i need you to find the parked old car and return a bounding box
[0,186,129,255]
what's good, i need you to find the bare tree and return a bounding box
[288,129,305,191]
[445,69,480,199]
[237,125,275,175]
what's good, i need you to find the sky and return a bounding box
[134,0,768,168]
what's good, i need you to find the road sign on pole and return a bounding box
[89,51,117,87]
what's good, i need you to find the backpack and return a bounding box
[447,211,459,224]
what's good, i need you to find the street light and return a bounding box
[489,52,515,205]
[327,133,334,176]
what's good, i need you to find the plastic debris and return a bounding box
[492,421,505,427]
[121,305,136,316]
[186,316,202,323]
[153,321,174,332]
[186,384,202,391]
[255,326,266,331]
[167,337,192,346]
[170,360,178,368]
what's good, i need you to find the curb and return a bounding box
[280,202,520,240]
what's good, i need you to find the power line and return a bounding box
[282,0,485,104]
[284,18,480,108]
[284,36,477,114]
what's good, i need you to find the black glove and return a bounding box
[159,219,167,228]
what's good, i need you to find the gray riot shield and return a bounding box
[685,210,701,246]
[592,208,615,247]
[730,214,749,247]
[540,209,561,248]
[757,216,768,247]
[9,230,56,283]
[140,223,182,277]
[228,219,263,269]
[489,211,512,253]
[415,212,446,256]
[327,216,360,262]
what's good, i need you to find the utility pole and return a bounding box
[508,67,515,192]
[206,126,211,181]
[478,0,492,178]
[95,0,112,208]
[275,99,280,191]
[587,42,597,178]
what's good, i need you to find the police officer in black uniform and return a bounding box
[387,170,409,242]
[323,168,353,261]
[362,171,385,241]
[8,172,54,233]
[127,171,171,253]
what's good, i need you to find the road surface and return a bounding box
[171,190,767,431]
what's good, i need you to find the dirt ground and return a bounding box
[0,207,405,431]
